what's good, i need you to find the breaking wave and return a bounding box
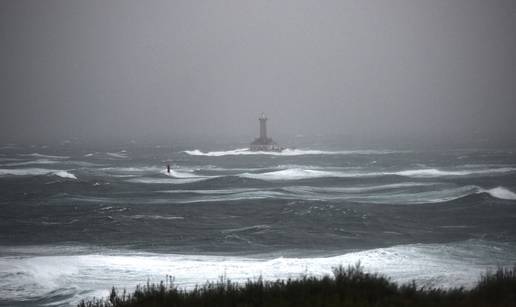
[158,184,515,204]
[240,168,368,180]
[53,170,77,180]
[394,167,516,178]
[0,168,77,179]
[356,185,515,204]
[122,169,217,184]
[163,169,209,179]
[482,187,516,200]
[100,166,163,173]
[239,167,516,181]
[97,166,207,178]
[126,177,209,184]
[184,148,405,156]
[1,240,515,306]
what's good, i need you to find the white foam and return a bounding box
[100,166,163,173]
[0,168,47,176]
[120,169,217,184]
[151,184,438,204]
[289,184,515,204]
[0,168,77,179]
[394,167,516,178]
[126,177,209,184]
[174,191,289,204]
[54,170,77,180]
[164,169,207,179]
[288,182,440,194]
[184,148,404,157]
[483,187,516,200]
[358,185,480,204]
[98,167,204,179]
[238,166,516,181]
[1,240,514,306]
[240,168,369,180]
[153,184,516,205]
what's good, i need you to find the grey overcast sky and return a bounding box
[1,0,515,146]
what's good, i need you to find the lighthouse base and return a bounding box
[249,143,285,152]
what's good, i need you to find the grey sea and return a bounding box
[1,141,516,306]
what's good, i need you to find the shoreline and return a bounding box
[79,264,516,307]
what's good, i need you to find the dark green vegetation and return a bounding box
[79,264,516,307]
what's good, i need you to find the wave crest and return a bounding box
[184,148,404,157]
[483,187,516,200]
[238,167,516,181]
[0,168,77,179]
[240,168,364,180]
[54,170,77,179]
[1,240,515,305]
[395,168,516,178]
[156,184,516,204]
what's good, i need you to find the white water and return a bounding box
[185,148,405,156]
[163,169,210,179]
[121,168,216,184]
[240,168,358,180]
[483,187,516,200]
[394,167,516,178]
[126,177,209,184]
[239,167,516,181]
[53,171,78,180]
[0,240,514,306]
[156,184,516,204]
[0,168,77,179]
[99,166,163,173]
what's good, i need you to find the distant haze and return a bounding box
[1,0,515,147]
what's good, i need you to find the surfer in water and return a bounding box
[166,164,170,174]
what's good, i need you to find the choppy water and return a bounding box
[1,143,516,306]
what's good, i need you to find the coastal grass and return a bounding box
[78,264,516,307]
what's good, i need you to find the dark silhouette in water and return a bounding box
[249,113,285,152]
[166,164,170,174]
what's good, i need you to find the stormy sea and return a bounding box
[1,141,516,306]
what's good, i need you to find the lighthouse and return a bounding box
[249,113,285,152]
[259,113,268,140]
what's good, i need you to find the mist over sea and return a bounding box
[1,140,516,306]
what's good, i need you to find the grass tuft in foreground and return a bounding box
[78,263,516,307]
